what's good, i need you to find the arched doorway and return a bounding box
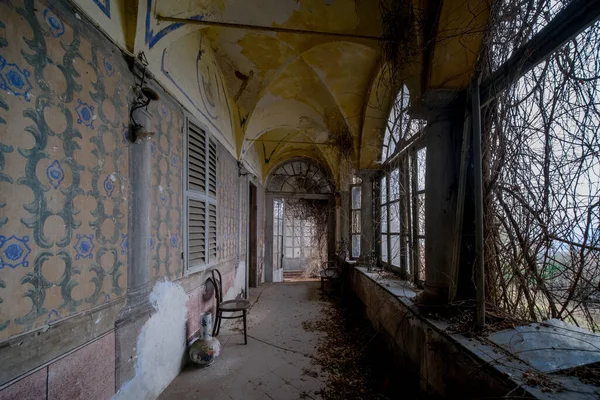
[264,158,336,282]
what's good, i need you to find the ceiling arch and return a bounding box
[134,0,491,183]
[266,157,335,195]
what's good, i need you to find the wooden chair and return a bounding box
[319,250,348,292]
[210,269,251,345]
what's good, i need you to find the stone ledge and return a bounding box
[349,267,599,399]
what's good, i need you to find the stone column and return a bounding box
[356,169,380,265]
[416,90,461,303]
[115,131,154,390]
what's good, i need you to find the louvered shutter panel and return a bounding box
[208,138,217,197]
[208,203,217,261]
[188,199,206,266]
[188,124,206,192]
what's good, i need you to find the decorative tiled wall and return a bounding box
[218,149,238,262]
[149,101,183,280]
[0,0,131,341]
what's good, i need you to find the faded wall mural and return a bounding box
[0,0,131,340]
[160,30,236,154]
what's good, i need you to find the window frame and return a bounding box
[349,176,362,259]
[183,116,219,275]
[378,84,427,285]
[379,135,426,283]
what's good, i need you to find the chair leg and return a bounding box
[213,312,221,336]
[321,277,324,291]
[243,310,248,345]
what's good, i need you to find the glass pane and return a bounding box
[285,248,293,258]
[418,193,425,236]
[417,148,426,191]
[303,226,312,237]
[380,206,387,233]
[382,129,391,162]
[390,169,400,201]
[351,211,361,234]
[294,248,301,258]
[285,237,293,247]
[381,235,388,262]
[352,235,361,258]
[380,175,387,204]
[417,238,425,280]
[390,202,400,233]
[390,235,401,267]
[351,186,361,209]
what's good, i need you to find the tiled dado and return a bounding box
[0,332,115,400]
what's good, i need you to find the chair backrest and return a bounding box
[211,268,223,304]
[337,250,348,267]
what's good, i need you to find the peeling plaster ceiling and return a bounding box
[150,0,489,184]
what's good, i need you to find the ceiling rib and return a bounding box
[156,15,382,41]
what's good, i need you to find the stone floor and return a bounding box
[159,282,328,400]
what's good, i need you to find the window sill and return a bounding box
[347,266,599,399]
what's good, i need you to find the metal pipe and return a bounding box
[472,78,485,328]
[246,138,331,145]
[480,0,600,106]
[156,15,382,41]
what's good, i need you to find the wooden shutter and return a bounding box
[188,124,206,192]
[188,198,206,266]
[208,138,217,197]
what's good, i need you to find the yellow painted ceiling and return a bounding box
[151,0,490,185]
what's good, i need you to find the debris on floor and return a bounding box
[303,294,411,400]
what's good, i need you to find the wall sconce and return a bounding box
[130,53,160,141]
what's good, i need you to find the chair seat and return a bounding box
[320,268,340,279]
[220,299,251,311]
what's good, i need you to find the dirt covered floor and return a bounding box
[159,281,417,400]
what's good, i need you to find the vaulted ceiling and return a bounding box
[95,0,490,185]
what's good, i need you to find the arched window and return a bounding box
[378,85,427,285]
[381,85,424,162]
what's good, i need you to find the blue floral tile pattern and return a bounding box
[170,233,178,248]
[46,160,64,189]
[120,234,128,255]
[121,123,129,144]
[74,234,94,260]
[0,235,31,269]
[104,175,114,197]
[0,56,32,102]
[75,99,95,130]
[43,9,65,38]
[103,56,115,77]
[47,309,59,323]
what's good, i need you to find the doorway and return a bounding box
[281,198,328,278]
[248,183,258,287]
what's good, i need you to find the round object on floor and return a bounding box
[189,336,221,366]
[189,312,221,366]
